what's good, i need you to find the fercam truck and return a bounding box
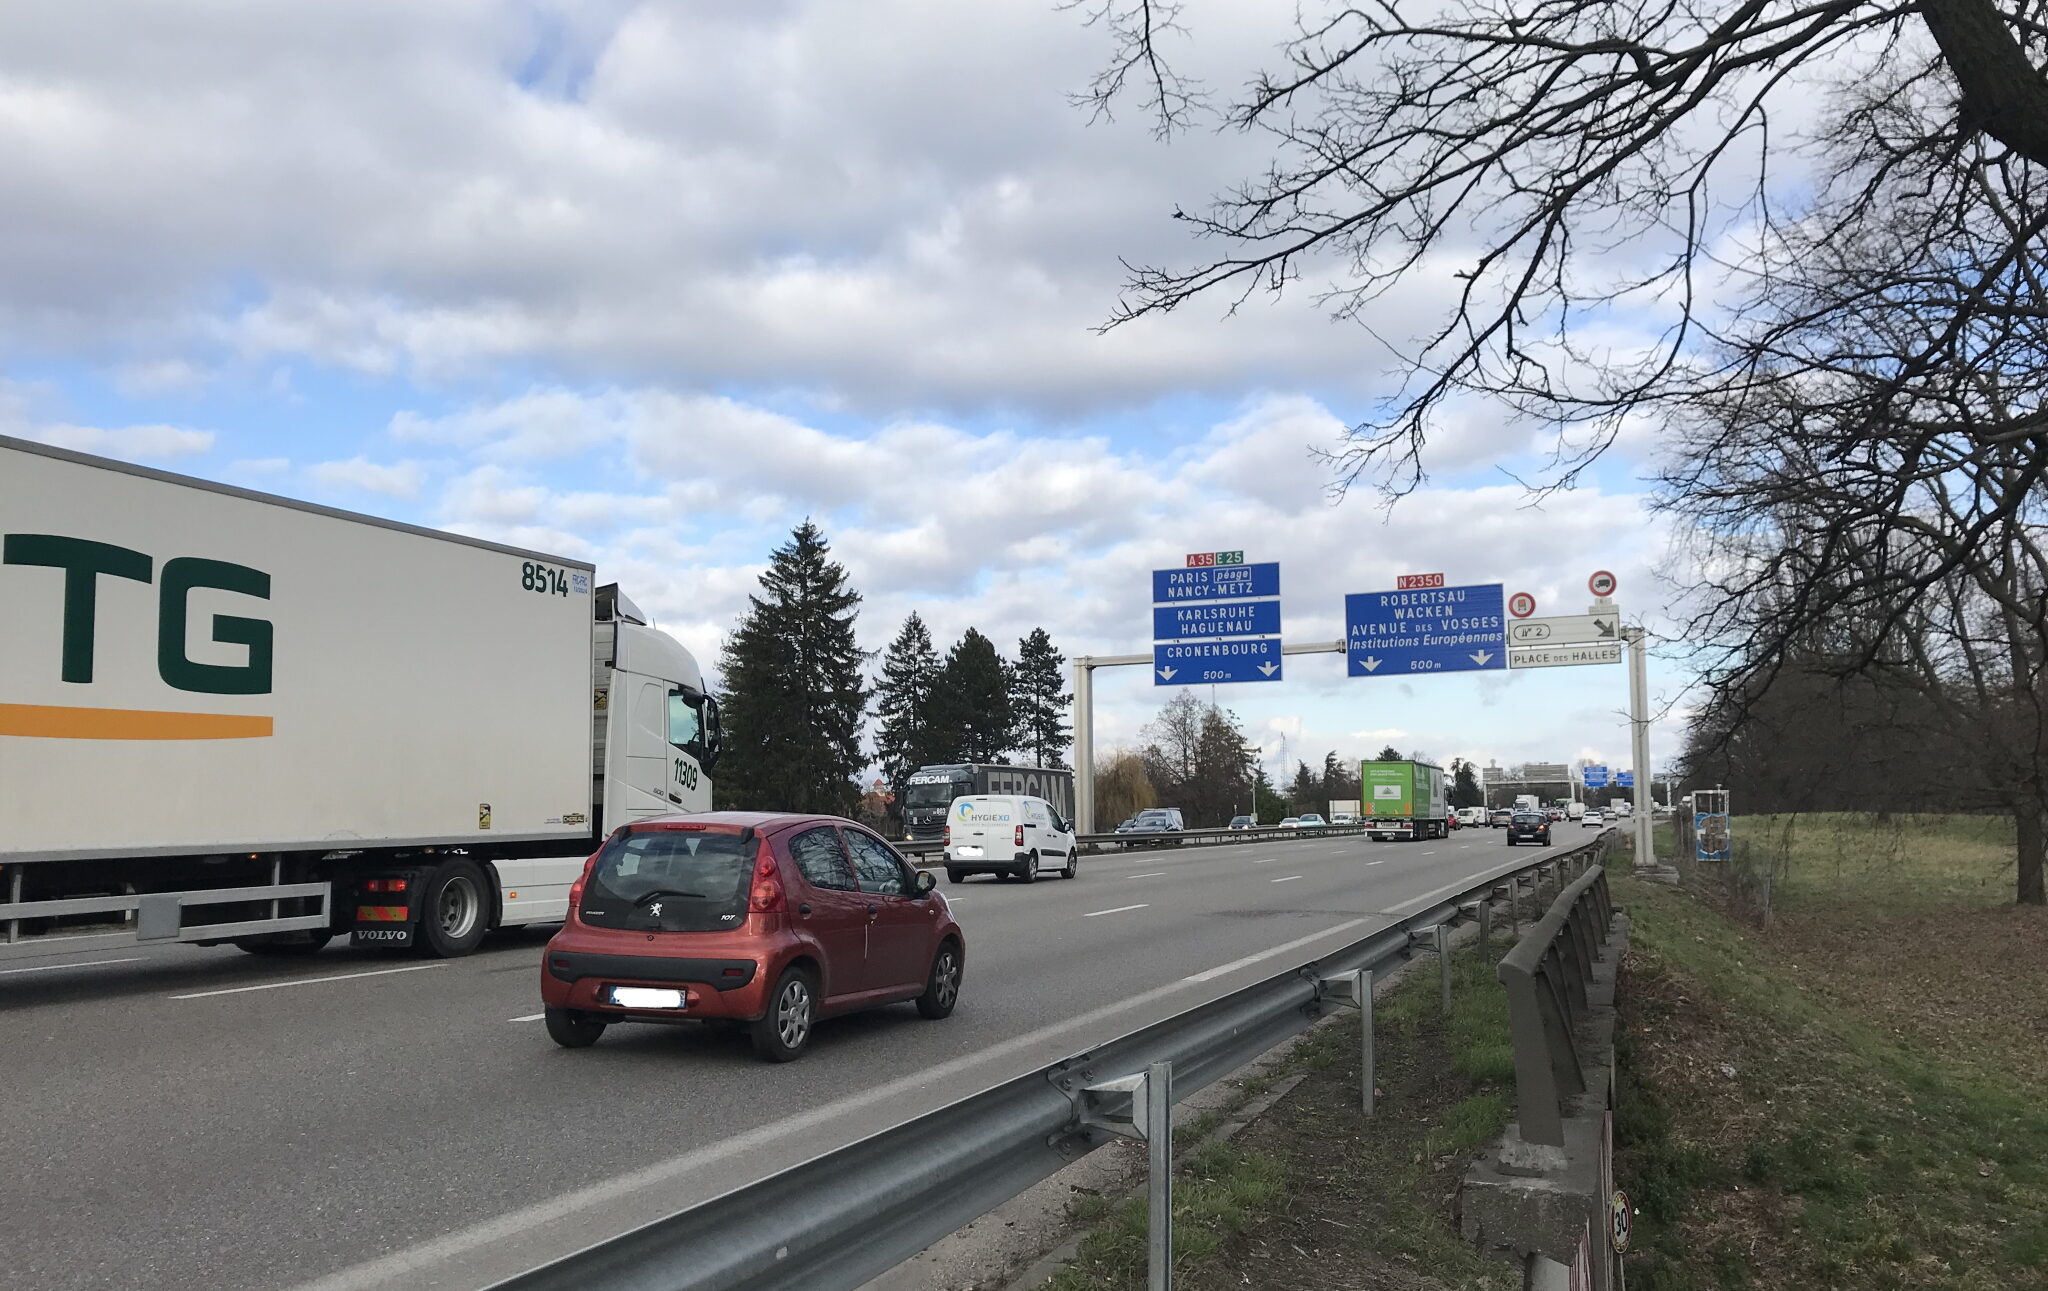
[0,434,720,962]
[903,763,1075,842]
[1360,759,1451,841]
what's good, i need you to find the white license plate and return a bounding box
[609,986,685,1009]
[954,845,984,858]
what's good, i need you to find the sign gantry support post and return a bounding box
[1625,625,1654,868]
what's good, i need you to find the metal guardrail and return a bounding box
[491,831,1619,1291]
[1497,840,1619,1148]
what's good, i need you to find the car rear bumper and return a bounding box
[541,947,771,1020]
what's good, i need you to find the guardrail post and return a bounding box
[1436,923,1453,1016]
[1146,1060,1173,1291]
[1479,897,1493,953]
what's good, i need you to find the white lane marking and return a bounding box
[1269,875,1304,884]
[1421,851,1436,855]
[1127,871,1167,879]
[0,956,147,976]
[509,1013,546,1023]
[1184,917,1375,984]
[1083,903,1149,918]
[1253,858,1279,865]
[291,956,1274,1291]
[1365,860,1386,867]
[170,963,445,1000]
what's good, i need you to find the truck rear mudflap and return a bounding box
[349,874,419,949]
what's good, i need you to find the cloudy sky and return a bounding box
[1,1,1691,787]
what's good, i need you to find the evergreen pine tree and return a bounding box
[873,613,942,824]
[1374,744,1404,763]
[714,521,868,814]
[1012,627,1072,767]
[1288,759,1318,813]
[927,628,1014,763]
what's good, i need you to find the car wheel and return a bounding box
[1061,852,1078,880]
[1506,839,1515,847]
[915,941,963,1019]
[544,1006,605,1049]
[418,858,491,957]
[946,869,965,884]
[1018,851,1038,884]
[750,966,817,1063]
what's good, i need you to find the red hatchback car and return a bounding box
[540,812,966,1061]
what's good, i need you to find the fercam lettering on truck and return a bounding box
[0,434,720,964]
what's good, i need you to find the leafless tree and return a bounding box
[1080,0,2048,900]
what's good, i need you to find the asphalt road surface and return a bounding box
[0,825,1604,1291]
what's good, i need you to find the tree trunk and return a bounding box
[1919,0,2048,168]
[2018,793,2046,906]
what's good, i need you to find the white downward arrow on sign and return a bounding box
[1258,662,1279,677]
[1157,666,1177,681]
[1360,656,1381,673]
[1470,650,1494,665]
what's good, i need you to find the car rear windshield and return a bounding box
[1513,813,1546,824]
[577,827,753,933]
[1133,810,1177,825]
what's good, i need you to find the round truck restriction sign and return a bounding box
[1508,592,1537,618]
[1588,570,1618,598]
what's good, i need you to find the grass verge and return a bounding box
[1042,942,1520,1291]
[1613,866,2048,1290]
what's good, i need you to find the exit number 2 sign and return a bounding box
[1396,572,1445,590]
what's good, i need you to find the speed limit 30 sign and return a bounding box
[1588,570,1618,598]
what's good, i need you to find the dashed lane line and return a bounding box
[1083,903,1149,918]
[170,963,445,1000]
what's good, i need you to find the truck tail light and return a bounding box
[1014,824,1024,847]
[365,878,409,894]
[748,841,786,913]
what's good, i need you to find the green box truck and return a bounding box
[1360,759,1451,841]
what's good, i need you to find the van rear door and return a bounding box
[951,796,1019,860]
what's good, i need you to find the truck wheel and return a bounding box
[234,931,333,957]
[544,1007,605,1048]
[418,859,491,957]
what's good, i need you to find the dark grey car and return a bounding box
[1505,811,1551,846]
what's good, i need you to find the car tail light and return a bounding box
[748,840,786,913]
[1014,824,1024,847]
[943,825,951,845]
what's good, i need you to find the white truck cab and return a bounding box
[943,795,1076,884]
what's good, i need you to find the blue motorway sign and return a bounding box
[1583,765,1609,788]
[1153,599,1281,641]
[1153,638,1283,686]
[1153,562,1281,603]
[1616,771,1635,788]
[1344,583,1506,677]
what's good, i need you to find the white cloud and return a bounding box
[32,423,213,459]
[307,456,426,498]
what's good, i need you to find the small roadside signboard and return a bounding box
[1153,638,1282,685]
[1616,770,1635,788]
[1508,642,1623,669]
[1344,582,1507,677]
[1507,612,1620,646]
[1152,599,1281,641]
[1152,552,1282,685]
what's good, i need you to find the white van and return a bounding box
[943,794,1077,884]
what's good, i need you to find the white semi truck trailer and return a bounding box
[1,434,719,961]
